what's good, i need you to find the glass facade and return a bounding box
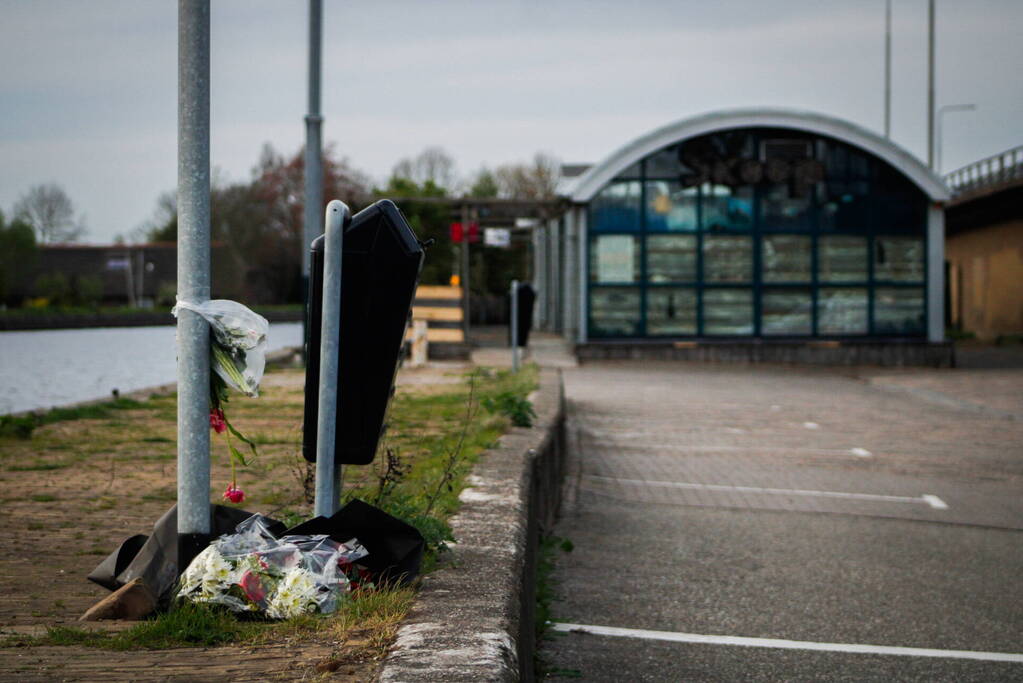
[587,127,929,338]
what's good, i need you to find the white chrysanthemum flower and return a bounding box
[179,546,218,596]
[266,566,319,619]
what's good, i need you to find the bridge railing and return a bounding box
[943,145,1023,196]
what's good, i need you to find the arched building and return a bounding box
[534,109,950,362]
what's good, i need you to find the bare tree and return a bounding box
[494,153,561,200]
[13,183,87,243]
[391,146,457,189]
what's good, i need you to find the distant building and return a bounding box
[943,146,1023,341]
[29,243,242,306]
[534,108,949,360]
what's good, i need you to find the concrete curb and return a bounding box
[379,368,566,682]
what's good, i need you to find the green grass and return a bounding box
[0,363,540,654]
[2,397,156,440]
[7,460,68,472]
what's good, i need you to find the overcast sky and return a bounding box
[2,0,1021,244]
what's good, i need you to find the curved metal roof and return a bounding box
[566,108,949,203]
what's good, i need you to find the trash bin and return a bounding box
[303,199,425,466]
[510,281,536,348]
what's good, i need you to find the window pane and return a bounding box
[647,288,697,335]
[703,289,753,335]
[702,184,753,231]
[819,236,867,282]
[874,237,924,282]
[762,235,811,282]
[646,181,697,232]
[819,180,871,232]
[875,287,925,335]
[590,182,641,232]
[761,182,813,231]
[873,165,928,232]
[590,287,640,337]
[645,146,684,178]
[590,235,640,283]
[703,235,752,282]
[647,235,696,283]
[818,288,868,334]
[614,162,641,179]
[762,289,812,335]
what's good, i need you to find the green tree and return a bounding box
[376,176,453,286]
[467,168,499,198]
[0,211,38,305]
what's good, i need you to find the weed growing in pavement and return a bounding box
[535,535,578,678]
[483,389,536,428]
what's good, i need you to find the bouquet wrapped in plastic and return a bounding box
[178,515,370,618]
[172,299,269,397]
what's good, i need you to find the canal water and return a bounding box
[0,323,302,415]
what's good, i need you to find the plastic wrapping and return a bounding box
[172,299,269,397]
[177,514,369,618]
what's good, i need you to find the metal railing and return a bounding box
[943,145,1023,196]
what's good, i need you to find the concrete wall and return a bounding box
[946,220,1023,340]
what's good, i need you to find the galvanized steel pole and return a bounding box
[303,0,324,360]
[177,0,211,569]
[314,200,348,518]
[884,0,891,138]
[927,0,935,169]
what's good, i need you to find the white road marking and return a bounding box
[580,433,878,458]
[586,475,949,510]
[850,447,873,457]
[803,421,820,429]
[922,494,950,510]
[551,623,1023,663]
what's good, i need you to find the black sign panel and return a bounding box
[303,200,425,465]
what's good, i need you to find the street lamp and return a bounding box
[936,104,977,174]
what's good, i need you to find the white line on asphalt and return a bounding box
[586,475,949,510]
[922,494,950,510]
[581,436,881,458]
[551,623,1023,663]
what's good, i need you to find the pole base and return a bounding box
[177,532,211,577]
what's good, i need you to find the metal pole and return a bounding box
[461,203,470,340]
[927,0,935,169]
[314,200,348,518]
[884,0,891,138]
[510,278,519,372]
[302,0,324,362]
[177,0,211,570]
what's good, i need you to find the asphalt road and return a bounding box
[541,362,1023,682]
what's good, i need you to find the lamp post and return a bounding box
[936,104,977,174]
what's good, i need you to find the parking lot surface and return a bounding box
[543,361,1023,681]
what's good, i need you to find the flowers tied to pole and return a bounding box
[172,299,270,502]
